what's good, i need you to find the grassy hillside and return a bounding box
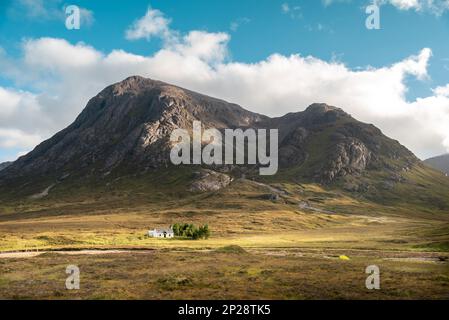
[0,164,448,253]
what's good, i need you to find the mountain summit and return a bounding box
[0,76,442,203]
[1,76,267,180]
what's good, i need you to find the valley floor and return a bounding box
[0,246,448,300]
[0,177,448,299]
[0,219,448,299]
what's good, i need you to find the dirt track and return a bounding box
[0,249,136,259]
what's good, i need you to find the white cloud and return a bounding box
[1,8,449,160]
[125,7,172,41]
[282,3,291,13]
[388,0,422,10]
[124,9,230,64]
[0,129,41,149]
[0,87,48,152]
[79,8,95,27]
[23,38,102,70]
[124,6,230,64]
[0,87,43,158]
[324,0,449,14]
[0,88,22,117]
[383,0,449,13]
[281,3,302,19]
[9,0,95,26]
[171,31,230,64]
[434,84,449,97]
[14,0,60,19]
[322,0,351,7]
[230,17,251,32]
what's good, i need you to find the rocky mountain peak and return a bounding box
[304,103,339,113]
[302,103,349,122]
[108,76,165,95]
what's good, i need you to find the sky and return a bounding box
[0,0,449,162]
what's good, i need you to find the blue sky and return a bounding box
[0,0,449,161]
[1,0,448,92]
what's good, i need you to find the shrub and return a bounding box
[215,245,247,254]
[171,223,210,240]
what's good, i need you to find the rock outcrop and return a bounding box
[321,138,371,183]
[189,169,232,192]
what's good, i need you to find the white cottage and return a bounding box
[148,227,174,238]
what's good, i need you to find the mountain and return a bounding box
[0,76,447,211]
[0,162,11,171]
[425,154,449,175]
[257,103,418,185]
[0,76,267,180]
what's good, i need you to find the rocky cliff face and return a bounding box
[321,138,371,183]
[0,76,419,190]
[259,103,418,184]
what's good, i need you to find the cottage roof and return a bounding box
[154,228,174,233]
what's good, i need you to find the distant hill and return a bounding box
[425,154,449,175]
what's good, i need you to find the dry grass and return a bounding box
[0,173,448,299]
[0,249,447,300]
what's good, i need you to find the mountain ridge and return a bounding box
[0,76,442,206]
[0,162,11,172]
